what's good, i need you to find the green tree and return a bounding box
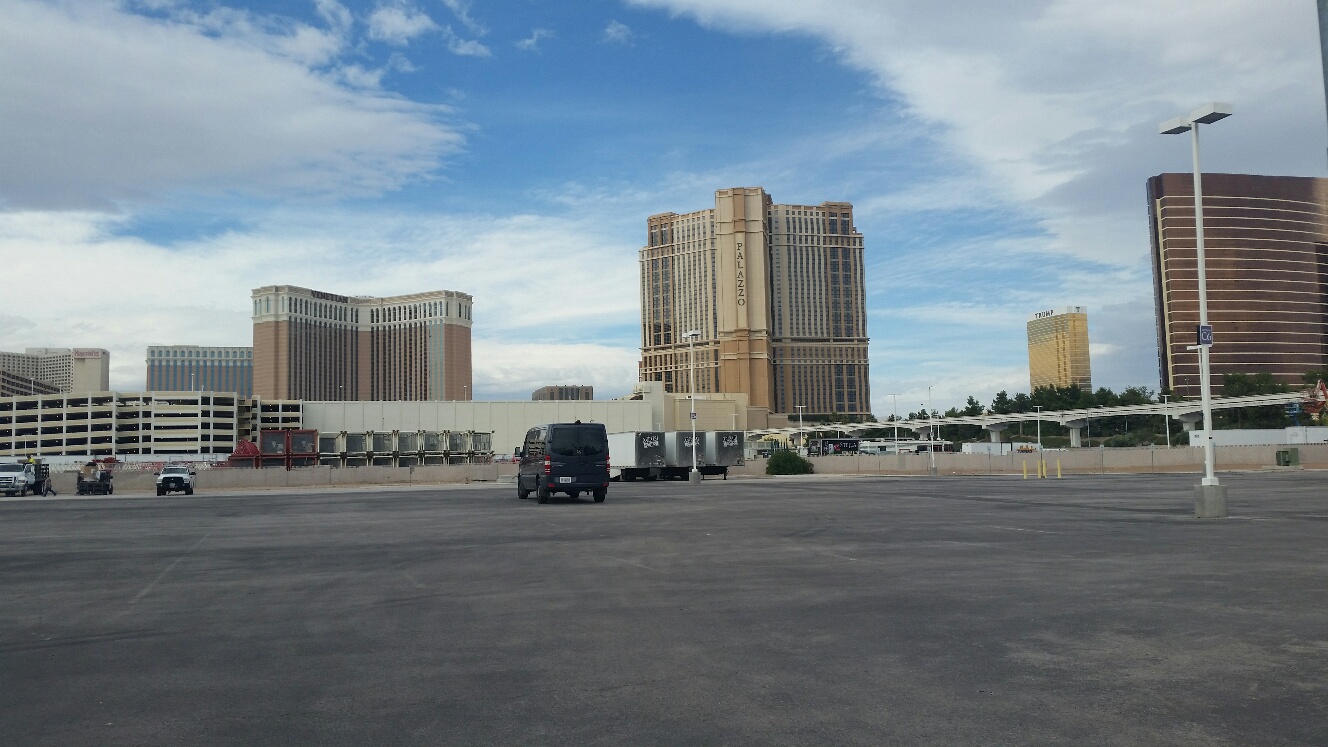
[1215,373,1289,429]
[991,390,1015,414]
[766,450,814,475]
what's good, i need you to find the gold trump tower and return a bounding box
[1026,306,1092,392]
[639,187,870,417]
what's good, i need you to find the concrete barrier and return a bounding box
[734,444,1328,478]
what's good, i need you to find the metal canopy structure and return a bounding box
[747,391,1310,440]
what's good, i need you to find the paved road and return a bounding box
[2,473,1325,745]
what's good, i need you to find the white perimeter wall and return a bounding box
[1187,427,1328,447]
[301,400,657,456]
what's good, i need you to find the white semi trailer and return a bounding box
[661,431,706,480]
[702,431,745,479]
[608,431,667,481]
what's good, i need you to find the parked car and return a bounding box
[156,464,196,496]
[516,422,610,503]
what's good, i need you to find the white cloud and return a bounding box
[516,28,554,52]
[473,342,640,400]
[0,0,461,210]
[367,2,439,45]
[603,20,634,45]
[442,26,491,56]
[0,208,640,397]
[625,0,1326,267]
[439,0,486,35]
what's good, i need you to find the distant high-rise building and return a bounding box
[147,346,253,395]
[1148,173,1328,397]
[532,385,593,401]
[639,187,870,417]
[1027,307,1092,392]
[251,285,473,401]
[0,348,109,393]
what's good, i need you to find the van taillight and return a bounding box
[543,456,551,475]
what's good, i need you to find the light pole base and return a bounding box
[929,466,938,477]
[1194,484,1228,519]
[689,469,701,485]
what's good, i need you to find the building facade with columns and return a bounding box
[639,187,870,417]
[252,285,473,401]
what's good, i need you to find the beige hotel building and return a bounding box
[252,285,473,401]
[640,187,870,417]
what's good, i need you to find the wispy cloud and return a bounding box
[367,1,439,45]
[602,20,633,45]
[442,25,491,56]
[439,0,486,35]
[0,207,640,397]
[0,0,460,209]
[515,28,554,52]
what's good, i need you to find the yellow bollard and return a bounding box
[1023,460,1027,479]
[1057,459,1062,479]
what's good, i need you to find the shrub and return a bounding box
[766,450,814,475]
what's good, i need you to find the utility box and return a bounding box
[1276,448,1300,466]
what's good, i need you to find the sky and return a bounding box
[1,0,1325,414]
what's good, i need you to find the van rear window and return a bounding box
[550,427,607,457]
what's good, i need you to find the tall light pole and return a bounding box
[795,405,806,456]
[887,392,901,451]
[922,399,936,476]
[1160,393,1173,448]
[1161,102,1232,517]
[684,330,701,484]
[1319,1,1328,166]
[1030,404,1041,457]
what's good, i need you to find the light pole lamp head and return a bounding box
[682,330,701,341]
[1159,102,1232,134]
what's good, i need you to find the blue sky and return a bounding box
[1,0,1324,413]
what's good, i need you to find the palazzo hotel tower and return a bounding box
[1149,173,1328,398]
[252,285,473,401]
[640,187,870,417]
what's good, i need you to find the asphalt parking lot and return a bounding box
[2,472,1326,746]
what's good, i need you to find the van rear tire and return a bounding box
[536,484,550,504]
[593,487,607,503]
[517,480,530,500]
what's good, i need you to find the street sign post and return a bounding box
[1197,324,1213,347]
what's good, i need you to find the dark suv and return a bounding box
[516,422,610,503]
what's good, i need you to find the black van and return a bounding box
[516,422,610,503]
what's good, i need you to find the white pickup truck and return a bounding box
[0,462,39,496]
[155,464,196,496]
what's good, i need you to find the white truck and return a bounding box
[608,431,667,481]
[155,464,196,496]
[0,462,40,496]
